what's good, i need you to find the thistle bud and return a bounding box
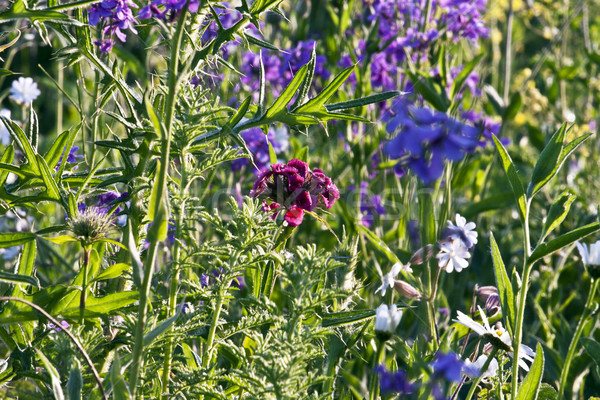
[68,207,115,247]
[393,280,421,299]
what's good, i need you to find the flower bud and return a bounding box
[475,285,498,303]
[393,280,421,299]
[409,244,435,265]
[485,294,501,316]
[375,304,403,341]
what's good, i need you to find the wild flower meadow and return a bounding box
[1,0,600,399]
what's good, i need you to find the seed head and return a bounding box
[68,207,115,246]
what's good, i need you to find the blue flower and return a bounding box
[375,365,413,395]
[431,352,464,382]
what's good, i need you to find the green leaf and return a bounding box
[492,134,527,223]
[36,349,65,400]
[516,343,544,400]
[110,353,131,400]
[321,309,375,327]
[490,233,515,334]
[503,91,523,120]
[0,145,15,186]
[295,64,355,114]
[67,361,83,400]
[529,222,600,265]
[325,91,402,111]
[0,0,74,23]
[0,232,36,248]
[357,225,401,265]
[37,155,61,201]
[227,96,251,128]
[528,125,592,197]
[291,46,316,111]
[265,63,308,119]
[143,311,180,346]
[408,71,449,111]
[245,34,279,51]
[539,191,576,243]
[92,263,130,282]
[450,54,485,99]
[0,271,39,288]
[60,291,139,318]
[1,115,40,174]
[581,338,600,367]
[43,235,78,244]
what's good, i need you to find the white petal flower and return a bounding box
[375,304,403,333]
[376,262,412,296]
[0,109,11,146]
[436,239,471,273]
[576,240,600,266]
[447,213,478,248]
[454,307,535,371]
[462,354,499,379]
[10,77,41,104]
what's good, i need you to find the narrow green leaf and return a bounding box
[528,123,568,197]
[43,235,78,244]
[245,33,279,51]
[515,343,544,400]
[408,71,449,111]
[357,225,401,265]
[490,233,514,333]
[67,361,83,400]
[36,155,61,201]
[492,134,527,223]
[291,46,316,111]
[450,53,485,99]
[143,312,180,346]
[45,129,77,170]
[95,139,138,152]
[295,65,355,113]
[0,232,36,248]
[0,271,39,288]
[503,91,523,120]
[539,191,576,243]
[1,115,39,174]
[325,91,402,111]
[581,338,600,367]
[92,263,130,282]
[0,0,73,22]
[321,309,375,327]
[144,94,165,140]
[228,97,251,128]
[265,63,308,119]
[36,349,65,400]
[530,222,600,265]
[111,353,131,400]
[60,291,139,318]
[0,145,15,186]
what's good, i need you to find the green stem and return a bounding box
[79,246,91,324]
[511,199,532,398]
[160,156,190,398]
[369,341,385,400]
[464,347,499,400]
[557,278,599,400]
[202,294,224,369]
[129,9,188,398]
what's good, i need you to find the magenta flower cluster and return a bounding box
[251,159,340,227]
[89,0,138,53]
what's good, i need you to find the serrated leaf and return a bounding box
[539,191,576,243]
[265,63,308,119]
[492,134,527,223]
[529,222,600,265]
[320,309,375,327]
[515,343,544,400]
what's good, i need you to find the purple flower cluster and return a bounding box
[139,0,200,21]
[55,146,84,171]
[89,0,138,53]
[231,127,290,175]
[439,0,489,44]
[384,101,480,184]
[240,40,330,99]
[352,182,385,227]
[251,159,340,227]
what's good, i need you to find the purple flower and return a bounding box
[375,365,413,395]
[352,182,386,227]
[431,352,464,382]
[49,320,70,332]
[251,159,339,227]
[138,0,199,21]
[56,146,84,171]
[89,0,138,53]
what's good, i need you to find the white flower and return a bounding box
[436,239,471,273]
[462,354,499,379]
[454,307,535,371]
[447,213,478,248]
[10,77,41,104]
[0,109,11,146]
[576,240,600,266]
[375,262,412,296]
[374,304,402,333]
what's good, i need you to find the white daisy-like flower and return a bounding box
[374,304,403,333]
[462,354,499,379]
[575,240,600,266]
[454,307,535,371]
[447,213,478,249]
[10,77,41,104]
[375,262,412,296]
[436,239,471,273]
[0,109,11,146]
